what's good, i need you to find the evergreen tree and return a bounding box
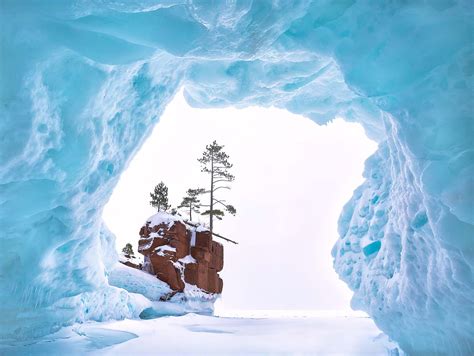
[178,188,205,221]
[149,181,171,212]
[198,140,236,234]
[122,243,134,257]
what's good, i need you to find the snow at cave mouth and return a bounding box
[103,91,377,314]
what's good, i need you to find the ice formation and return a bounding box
[0,1,472,353]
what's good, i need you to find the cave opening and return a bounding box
[103,89,377,316]
[1,0,471,352]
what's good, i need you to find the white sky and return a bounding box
[103,90,377,314]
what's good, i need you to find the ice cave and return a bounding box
[0,1,473,354]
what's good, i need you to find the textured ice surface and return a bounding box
[0,0,473,353]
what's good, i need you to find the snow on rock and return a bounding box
[154,245,176,257]
[146,211,182,229]
[178,255,197,265]
[0,1,472,353]
[118,252,143,269]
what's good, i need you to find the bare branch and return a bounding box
[213,200,228,208]
[213,186,231,192]
[213,198,227,204]
[213,179,232,184]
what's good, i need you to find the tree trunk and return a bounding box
[210,154,214,235]
[189,204,192,221]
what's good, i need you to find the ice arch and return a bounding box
[1,1,472,353]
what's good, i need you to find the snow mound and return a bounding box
[108,263,171,301]
[1,1,472,353]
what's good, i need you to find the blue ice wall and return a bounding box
[1,0,473,353]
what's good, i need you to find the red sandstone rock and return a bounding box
[183,263,198,285]
[195,231,212,249]
[184,262,209,290]
[191,246,211,263]
[170,239,189,259]
[210,241,224,272]
[138,213,225,294]
[218,277,223,293]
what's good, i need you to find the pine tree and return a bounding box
[122,243,134,257]
[178,188,205,221]
[198,140,237,234]
[149,181,171,212]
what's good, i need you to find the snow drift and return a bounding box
[0,1,472,353]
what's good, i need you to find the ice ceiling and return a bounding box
[1,0,473,353]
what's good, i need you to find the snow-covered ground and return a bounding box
[2,313,399,355]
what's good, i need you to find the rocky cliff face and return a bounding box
[137,212,224,295]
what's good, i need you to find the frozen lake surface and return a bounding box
[3,313,399,355]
